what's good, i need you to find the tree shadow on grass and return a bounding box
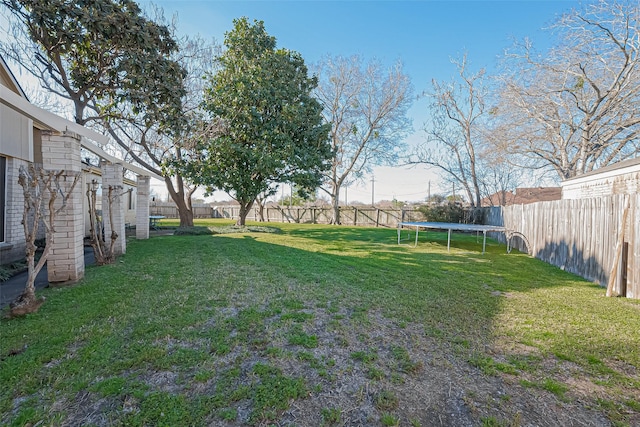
[208,229,640,372]
[148,232,593,345]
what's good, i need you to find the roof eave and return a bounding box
[0,84,108,144]
[1,84,163,180]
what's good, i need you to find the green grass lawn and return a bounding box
[1,220,639,426]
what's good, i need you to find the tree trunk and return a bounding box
[330,195,341,225]
[177,202,194,227]
[329,182,341,225]
[236,200,255,226]
[10,242,45,317]
[87,184,118,265]
[257,201,266,222]
[165,176,195,227]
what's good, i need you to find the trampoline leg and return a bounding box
[414,227,419,247]
[482,232,487,254]
[447,229,451,252]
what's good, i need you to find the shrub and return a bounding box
[0,261,27,282]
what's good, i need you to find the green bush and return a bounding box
[0,261,27,282]
[208,225,282,234]
[0,267,13,282]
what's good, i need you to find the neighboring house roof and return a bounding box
[561,157,640,185]
[481,190,514,207]
[481,187,562,206]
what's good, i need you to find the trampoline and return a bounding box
[397,222,507,254]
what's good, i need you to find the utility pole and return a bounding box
[344,185,348,206]
[428,180,431,202]
[370,176,375,206]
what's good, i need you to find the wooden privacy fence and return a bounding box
[215,206,424,228]
[150,202,214,218]
[484,194,639,299]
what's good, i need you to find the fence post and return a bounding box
[375,209,380,227]
[353,207,358,226]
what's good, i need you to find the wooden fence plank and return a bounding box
[484,194,637,298]
[631,194,640,298]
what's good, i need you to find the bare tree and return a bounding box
[86,180,131,265]
[411,55,488,207]
[497,0,640,179]
[477,153,526,206]
[10,164,80,317]
[103,33,220,227]
[313,55,413,224]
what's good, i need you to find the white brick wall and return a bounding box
[101,162,126,255]
[136,176,150,239]
[562,174,640,199]
[41,131,84,283]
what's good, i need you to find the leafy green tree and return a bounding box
[0,0,186,129]
[182,18,331,226]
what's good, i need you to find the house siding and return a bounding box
[0,156,28,263]
[0,103,33,162]
[562,160,640,199]
[1,65,33,264]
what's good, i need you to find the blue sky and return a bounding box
[148,0,580,202]
[0,0,580,203]
[0,0,582,203]
[150,0,570,72]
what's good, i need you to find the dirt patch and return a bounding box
[8,303,633,426]
[183,306,619,426]
[269,308,610,427]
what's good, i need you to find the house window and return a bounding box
[0,156,6,243]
